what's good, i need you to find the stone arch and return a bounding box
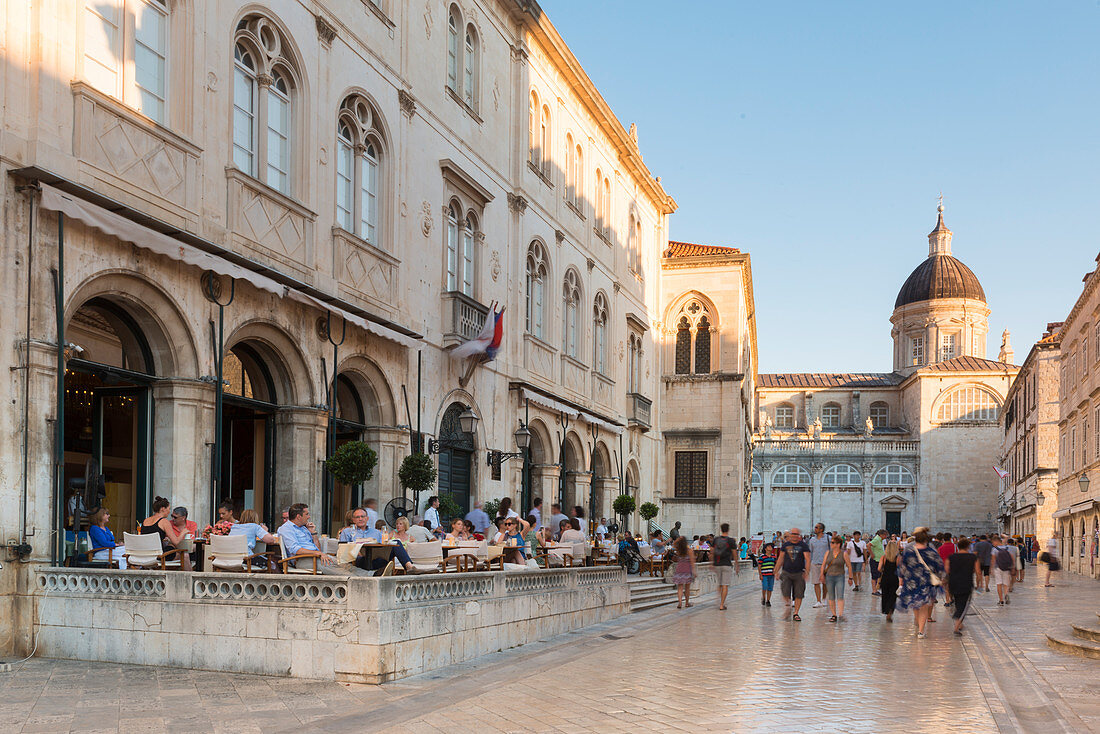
[931,382,1003,424]
[663,290,721,331]
[225,319,313,405]
[525,417,553,466]
[592,440,613,479]
[433,388,484,449]
[335,354,396,425]
[66,270,199,377]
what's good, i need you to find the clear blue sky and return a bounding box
[544,1,1099,373]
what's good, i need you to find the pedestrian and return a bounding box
[712,523,736,610]
[1014,537,1026,584]
[1004,537,1020,593]
[669,521,682,541]
[991,534,1014,606]
[758,543,777,606]
[820,533,853,622]
[1039,537,1061,586]
[897,527,944,638]
[846,530,867,591]
[807,523,830,609]
[878,539,900,622]
[779,527,812,622]
[868,529,886,596]
[944,537,981,636]
[937,533,957,609]
[973,534,993,592]
[670,535,696,609]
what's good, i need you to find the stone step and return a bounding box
[1045,632,1100,660]
[631,597,681,613]
[627,581,669,593]
[1071,622,1100,643]
[630,589,679,605]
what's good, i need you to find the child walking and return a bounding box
[758,543,777,606]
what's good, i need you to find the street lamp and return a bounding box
[427,408,479,454]
[1079,473,1091,494]
[1036,491,1046,507]
[486,420,530,467]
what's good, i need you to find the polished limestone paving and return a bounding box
[2,570,1097,733]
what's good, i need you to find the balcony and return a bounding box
[442,291,490,348]
[753,438,919,458]
[628,393,652,431]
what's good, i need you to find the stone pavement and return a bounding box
[1,570,1097,733]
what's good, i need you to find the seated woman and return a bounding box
[337,507,381,543]
[493,517,528,560]
[618,533,641,574]
[523,514,539,554]
[446,518,471,542]
[559,518,586,545]
[229,508,278,552]
[650,532,667,559]
[88,507,126,569]
[465,519,484,541]
[140,496,191,571]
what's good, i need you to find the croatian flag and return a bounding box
[992,465,1009,480]
[451,306,504,361]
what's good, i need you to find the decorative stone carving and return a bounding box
[506,192,528,214]
[423,0,433,38]
[492,78,501,111]
[757,461,773,470]
[506,571,568,593]
[586,257,595,272]
[392,576,493,603]
[335,229,399,310]
[555,229,565,245]
[206,72,218,92]
[490,250,501,282]
[316,16,337,46]
[810,416,822,439]
[38,570,166,598]
[420,201,434,237]
[226,169,315,273]
[763,414,773,439]
[864,417,874,438]
[193,577,348,604]
[398,89,416,118]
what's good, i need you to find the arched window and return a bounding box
[672,298,715,375]
[462,213,477,296]
[597,176,611,237]
[335,95,384,244]
[873,464,916,487]
[563,269,581,359]
[565,134,576,203]
[463,24,478,107]
[446,6,459,92]
[935,385,1001,423]
[869,401,889,429]
[525,241,547,338]
[627,211,641,273]
[528,90,539,166]
[773,464,811,486]
[445,201,473,294]
[751,469,763,487]
[595,168,605,230]
[822,464,862,486]
[232,16,300,195]
[83,0,169,123]
[628,333,642,392]
[572,143,584,207]
[821,402,841,428]
[540,105,552,177]
[674,316,691,374]
[593,292,609,374]
[775,404,795,428]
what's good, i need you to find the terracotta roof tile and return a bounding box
[664,241,740,258]
[921,355,1016,372]
[759,373,902,389]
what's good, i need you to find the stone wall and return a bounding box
[30,567,629,683]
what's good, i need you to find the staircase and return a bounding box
[627,575,680,612]
[1045,613,1100,659]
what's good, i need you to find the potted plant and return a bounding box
[398,452,437,508]
[483,498,501,520]
[437,493,462,522]
[639,501,659,534]
[325,441,378,487]
[612,493,636,534]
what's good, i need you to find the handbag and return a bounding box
[914,547,943,586]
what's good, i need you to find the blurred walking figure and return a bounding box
[1039,538,1061,586]
[878,539,900,622]
[670,536,696,609]
[820,534,853,622]
[945,537,981,636]
[897,528,944,638]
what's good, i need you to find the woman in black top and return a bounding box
[878,540,900,622]
[944,537,981,636]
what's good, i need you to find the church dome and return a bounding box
[894,254,986,308]
[894,204,986,308]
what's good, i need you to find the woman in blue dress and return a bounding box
[896,527,945,638]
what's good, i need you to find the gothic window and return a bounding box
[444,202,477,296]
[525,241,547,338]
[672,298,715,375]
[821,402,841,428]
[934,385,1000,423]
[869,401,889,429]
[674,317,691,374]
[335,95,384,244]
[565,134,576,204]
[822,464,861,486]
[540,105,552,177]
[600,176,611,237]
[674,451,708,498]
[595,168,606,231]
[232,16,300,195]
[84,0,168,124]
[775,404,795,428]
[446,6,460,92]
[528,90,540,166]
[873,464,915,487]
[571,143,584,208]
[463,23,479,108]
[563,269,581,359]
[593,292,609,374]
[772,464,811,486]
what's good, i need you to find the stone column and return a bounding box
[152,379,215,523]
[530,463,560,513]
[362,426,409,509]
[571,471,593,520]
[274,407,329,521]
[809,463,823,531]
[595,476,619,524]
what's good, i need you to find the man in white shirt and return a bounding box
[595,518,609,540]
[846,531,868,591]
[364,498,380,530]
[530,497,543,528]
[423,495,441,531]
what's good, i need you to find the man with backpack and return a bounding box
[712,523,736,610]
[991,534,1015,605]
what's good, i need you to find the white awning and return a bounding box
[519,388,624,435]
[1052,509,1072,519]
[40,183,418,349]
[581,412,624,436]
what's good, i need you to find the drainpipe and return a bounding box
[52,212,66,565]
[17,186,37,546]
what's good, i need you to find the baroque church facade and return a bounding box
[751,207,1017,536]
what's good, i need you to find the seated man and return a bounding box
[339,507,382,543]
[277,503,341,574]
[407,517,435,543]
[650,531,666,558]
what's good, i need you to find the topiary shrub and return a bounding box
[399,452,437,496]
[325,441,378,486]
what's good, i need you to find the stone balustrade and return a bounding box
[30,565,629,683]
[754,439,919,456]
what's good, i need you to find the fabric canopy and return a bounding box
[519,388,624,435]
[39,183,418,349]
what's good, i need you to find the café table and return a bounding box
[337,540,399,567]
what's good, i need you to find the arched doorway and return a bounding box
[326,374,375,535]
[64,298,156,539]
[625,460,640,533]
[591,442,612,520]
[562,433,583,511]
[437,402,475,516]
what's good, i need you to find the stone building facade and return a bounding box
[751,207,1016,537]
[1053,255,1100,579]
[0,0,756,656]
[999,325,1061,543]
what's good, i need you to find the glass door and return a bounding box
[91,386,152,538]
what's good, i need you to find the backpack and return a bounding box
[851,541,864,558]
[714,536,734,565]
[995,546,1014,571]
